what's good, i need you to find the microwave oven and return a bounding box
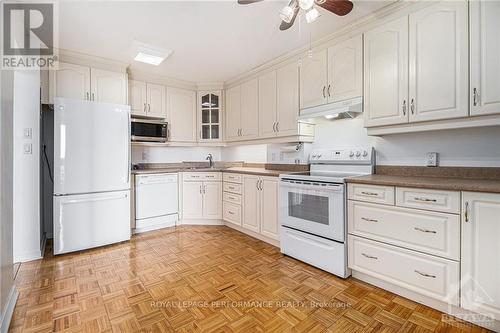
[131,118,168,142]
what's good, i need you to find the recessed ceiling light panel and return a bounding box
[131,41,172,66]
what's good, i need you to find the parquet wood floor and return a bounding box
[9,226,491,333]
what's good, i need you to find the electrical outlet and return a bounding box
[24,128,32,139]
[24,143,32,154]
[426,152,438,167]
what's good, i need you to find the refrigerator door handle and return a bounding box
[127,112,131,185]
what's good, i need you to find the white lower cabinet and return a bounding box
[242,175,260,233]
[222,173,243,226]
[461,192,500,321]
[181,173,222,220]
[348,235,459,305]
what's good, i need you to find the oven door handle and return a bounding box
[280,180,344,193]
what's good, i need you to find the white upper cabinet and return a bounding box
[129,80,147,116]
[461,192,500,321]
[240,78,259,140]
[327,35,363,103]
[470,0,500,116]
[198,91,222,142]
[258,70,277,138]
[408,1,468,122]
[53,62,91,101]
[364,17,409,127]
[276,62,300,137]
[146,83,166,118]
[90,68,127,104]
[225,85,241,141]
[300,49,328,109]
[167,87,197,142]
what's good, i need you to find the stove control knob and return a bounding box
[355,151,361,157]
[363,150,368,157]
[349,151,355,158]
[317,154,322,159]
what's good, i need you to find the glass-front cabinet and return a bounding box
[198,91,222,142]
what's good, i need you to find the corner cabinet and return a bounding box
[198,91,222,142]
[181,172,222,220]
[461,192,500,322]
[225,79,259,141]
[364,1,469,128]
[470,0,500,116]
[167,87,197,142]
[129,80,166,118]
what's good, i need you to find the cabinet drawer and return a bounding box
[396,187,460,214]
[348,235,459,305]
[223,173,243,184]
[223,192,241,205]
[223,182,242,194]
[348,201,460,260]
[348,183,395,205]
[183,172,222,181]
[223,202,241,226]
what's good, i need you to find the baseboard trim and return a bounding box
[13,251,42,263]
[0,287,19,333]
[223,222,280,247]
[179,219,223,226]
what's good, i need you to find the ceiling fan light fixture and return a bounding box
[298,0,314,10]
[280,5,295,23]
[305,7,320,23]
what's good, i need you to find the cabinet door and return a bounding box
[146,83,166,118]
[300,49,328,109]
[167,87,197,142]
[203,182,222,219]
[242,175,260,233]
[260,177,279,240]
[53,62,90,101]
[328,35,363,103]
[462,192,500,321]
[225,85,241,141]
[129,80,147,116]
[240,78,259,140]
[364,17,409,127]
[182,182,203,219]
[276,62,300,137]
[408,1,468,122]
[470,0,500,116]
[258,71,277,138]
[198,91,222,142]
[90,68,127,104]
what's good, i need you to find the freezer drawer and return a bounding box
[54,190,131,254]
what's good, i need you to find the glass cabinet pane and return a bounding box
[211,125,219,139]
[202,110,210,123]
[202,125,210,139]
[201,94,210,108]
[211,109,219,123]
[211,94,219,107]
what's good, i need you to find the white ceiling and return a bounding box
[59,1,392,83]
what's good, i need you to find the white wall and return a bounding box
[310,117,500,167]
[221,144,268,163]
[132,146,222,164]
[13,70,41,263]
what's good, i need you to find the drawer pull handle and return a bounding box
[414,227,436,234]
[362,253,378,260]
[414,197,437,203]
[361,217,378,223]
[228,196,235,200]
[228,211,235,215]
[415,270,436,278]
[465,202,470,222]
[361,191,378,196]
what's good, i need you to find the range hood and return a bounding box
[298,96,362,122]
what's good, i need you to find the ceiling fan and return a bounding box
[237,0,354,31]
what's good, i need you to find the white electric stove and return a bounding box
[279,147,375,278]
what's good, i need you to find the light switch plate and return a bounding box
[24,143,32,154]
[24,128,32,139]
[426,152,438,167]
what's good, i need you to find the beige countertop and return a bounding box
[346,174,500,194]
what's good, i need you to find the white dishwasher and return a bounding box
[135,173,178,233]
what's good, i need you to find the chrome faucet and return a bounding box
[206,153,214,168]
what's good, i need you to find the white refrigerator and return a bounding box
[53,98,131,255]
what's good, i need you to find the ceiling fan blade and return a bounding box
[316,0,353,16]
[279,6,299,31]
[237,0,263,4]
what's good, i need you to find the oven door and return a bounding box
[131,119,167,142]
[280,179,345,242]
